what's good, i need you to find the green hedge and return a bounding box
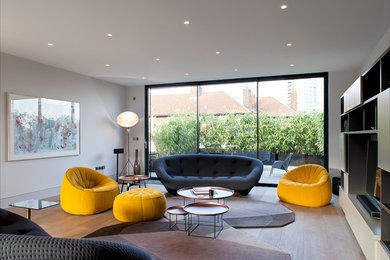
[152,112,324,156]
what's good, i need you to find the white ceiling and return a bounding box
[1,0,389,87]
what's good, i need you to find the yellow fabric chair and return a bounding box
[61,167,120,215]
[113,188,167,222]
[277,164,331,207]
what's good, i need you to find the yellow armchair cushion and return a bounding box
[60,167,120,215]
[277,164,331,207]
[113,188,167,222]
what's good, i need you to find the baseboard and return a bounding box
[1,174,116,209]
[1,186,62,209]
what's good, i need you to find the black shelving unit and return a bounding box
[340,47,390,258]
[362,61,381,101]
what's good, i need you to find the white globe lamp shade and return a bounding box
[116,111,139,128]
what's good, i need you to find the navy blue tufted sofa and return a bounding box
[153,154,263,195]
[0,208,151,260]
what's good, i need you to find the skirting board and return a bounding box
[0,186,61,209]
[1,174,116,208]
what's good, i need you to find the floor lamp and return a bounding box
[116,111,139,176]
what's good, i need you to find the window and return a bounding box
[146,73,328,185]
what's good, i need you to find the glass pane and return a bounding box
[198,82,257,155]
[148,86,197,174]
[258,78,324,184]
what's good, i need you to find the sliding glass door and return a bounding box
[257,78,324,183]
[146,73,327,185]
[198,82,257,154]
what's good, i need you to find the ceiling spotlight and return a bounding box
[141,76,146,79]
[105,64,110,67]
[234,68,238,72]
[185,73,189,76]
[281,4,287,9]
[216,51,221,55]
[290,64,295,67]
[47,43,54,46]
[107,33,113,37]
[286,43,292,46]
[155,58,160,61]
[184,20,190,25]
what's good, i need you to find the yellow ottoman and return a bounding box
[277,164,332,207]
[113,188,167,222]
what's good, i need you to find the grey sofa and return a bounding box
[153,154,263,195]
[0,208,151,260]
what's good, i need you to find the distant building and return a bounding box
[287,78,323,112]
[151,88,296,117]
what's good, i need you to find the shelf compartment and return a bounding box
[348,107,364,131]
[362,61,381,102]
[382,49,390,91]
[341,114,348,132]
[363,99,377,130]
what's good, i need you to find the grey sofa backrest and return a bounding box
[157,154,262,177]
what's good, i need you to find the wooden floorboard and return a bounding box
[6,185,365,260]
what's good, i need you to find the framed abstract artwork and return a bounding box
[7,93,80,161]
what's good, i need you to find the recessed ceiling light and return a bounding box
[155,58,160,61]
[141,76,146,79]
[286,43,292,47]
[290,64,295,67]
[47,43,54,46]
[216,51,221,55]
[234,68,238,72]
[185,73,189,76]
[105,64,110,67]
[184,20,190,25]
[107,33,113,37]
[281,4,287,9]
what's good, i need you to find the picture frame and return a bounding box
[7,93,80,161]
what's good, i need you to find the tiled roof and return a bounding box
[151,92,295,117]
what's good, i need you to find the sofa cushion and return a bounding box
[0,208,50,237]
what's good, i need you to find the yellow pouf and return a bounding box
[277,164,332,207]
[113,188,167,222]
[61,167,120,215]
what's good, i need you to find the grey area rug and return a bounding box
[165,195,295,228]
[84,196,294,259]
[85,196,294,238]
[87,222,291,260]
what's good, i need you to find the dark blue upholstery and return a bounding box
[153,154,263,195]
[0,208,151,260]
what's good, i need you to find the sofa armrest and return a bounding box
[0,234,151,260]
[153,158,173,180]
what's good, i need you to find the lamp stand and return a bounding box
[120,127,133,176]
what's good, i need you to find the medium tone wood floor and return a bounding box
[6,185,365,260]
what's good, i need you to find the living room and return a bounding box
[1,1,390,259]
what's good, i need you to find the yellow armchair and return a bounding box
[60,167,120,215]
[277,164,331,207]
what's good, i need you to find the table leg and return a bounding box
[26,208,31,220]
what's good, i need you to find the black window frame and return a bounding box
[144,72,329,186]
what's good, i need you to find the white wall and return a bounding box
[361,27,390,74]
[0,53,127,207]
[328,69,359,173]
[125,86,146,172]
